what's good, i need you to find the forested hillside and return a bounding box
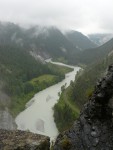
[54,52,113,132]
[0,43,73,116]
[66,30,97,50]
[1,22,113,66]
[77,38,113,64]
[1,22,108,66]
[0,22,81,64]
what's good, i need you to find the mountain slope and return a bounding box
[66,30,97,50]
[0,41,73,117]
[0,44,47,111]
[0,23,81,64]
[54,50,113,131]
[88,33,113,46]
[78,38,113,64]
[1,22,113,66]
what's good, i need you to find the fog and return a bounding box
[0,0,113,34]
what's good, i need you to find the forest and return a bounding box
[0,44,73,116]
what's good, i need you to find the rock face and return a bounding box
[0,82,17,130]
[0,129,50,150]
[54,64,113,150]
[0,109,16,130]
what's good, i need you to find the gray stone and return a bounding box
[0,129,50,150]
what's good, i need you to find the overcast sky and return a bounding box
[0,0,113,34]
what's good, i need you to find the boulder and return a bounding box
[0,129,50,150]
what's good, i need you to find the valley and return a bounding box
[15,60,80,140]
[0,0,113,148]
[0,21,113,149]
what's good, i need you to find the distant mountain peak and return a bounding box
[65,30,97,50]
[88,33,113,46]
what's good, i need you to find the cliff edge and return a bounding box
[0,129,50,150]
[54,64,113,150]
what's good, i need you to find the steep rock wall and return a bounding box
[0,109,16,130]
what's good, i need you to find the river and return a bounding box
[15,60,80,140]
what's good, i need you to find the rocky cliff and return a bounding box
[0,129,50,150]
[0,108,16,130]
[54,64,113,150]
[0,82,17,130]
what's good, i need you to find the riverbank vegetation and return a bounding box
[54,83,80,132]
[54,53,113,132]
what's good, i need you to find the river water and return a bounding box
[15,60,80,140]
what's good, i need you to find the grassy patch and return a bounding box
[53,57,68,64]
[30,74,59,85]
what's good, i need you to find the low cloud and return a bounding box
[0,0,113,34]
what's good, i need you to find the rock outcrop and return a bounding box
[0,108,16,130]
[0,82,17,130]
[0,129,50,150]
[54,64,113,150]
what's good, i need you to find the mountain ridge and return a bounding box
[66,30,97,50]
